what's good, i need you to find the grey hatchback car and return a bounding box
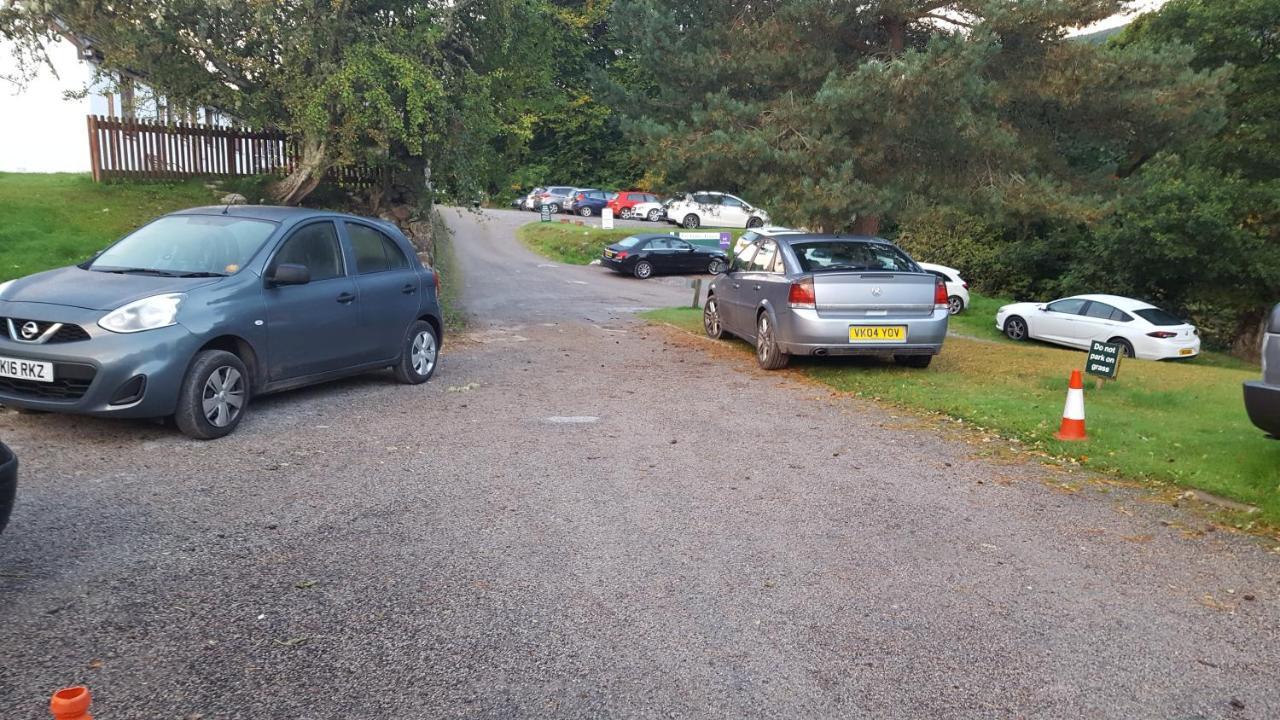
[703,233,948,370]
[0,206,443,439]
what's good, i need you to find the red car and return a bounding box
[607,191,662,218]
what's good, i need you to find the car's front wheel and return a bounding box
[703,296,724,340]
[633,260,654,279]
[1004,316,1028,341]
[545,203,560,214]
[948,296,964,315]
[747,217,763,229]
[707,258,726,274]
[579,206,593,217]
[394,321,439,384]
[756,312,790,370]
[647,209,661,222]
[682,214,700,229]
[174,350,250,440]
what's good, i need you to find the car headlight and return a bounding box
[0,280,13,300]
[98,293,185,333]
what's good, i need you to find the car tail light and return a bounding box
[1147,331,1176,339]
[934,278,948,308]
[788,277,816,309]
[616,251,628,259]
[962,282,969,289]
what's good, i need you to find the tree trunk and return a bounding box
[270,135,328,206]
[851,213,882,236]
[1231,309,1267,363]
[885,17,905,53]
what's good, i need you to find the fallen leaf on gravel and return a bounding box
[1121,534,1153,543]
[294,580,317,589]
[1197,594,1236,613]
[87,659,104,669]
[272,637,310,647]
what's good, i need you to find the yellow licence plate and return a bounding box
[604,250,615,258]
[849,325,907,343]
[1179,347,1194,356]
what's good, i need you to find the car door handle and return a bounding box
[753,284,762,291]
[401,284,417,295]
[336,292,356,304]
[732,283,741,289]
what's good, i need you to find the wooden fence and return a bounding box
[86,115,383,188]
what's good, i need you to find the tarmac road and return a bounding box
[0,207,1277,719]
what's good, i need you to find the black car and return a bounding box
[601,234,728,279]
[1245,303,1280,437]
[0,440,15,534]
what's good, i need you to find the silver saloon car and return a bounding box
[703,234,948,369]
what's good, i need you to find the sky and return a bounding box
[1,1,1171,174]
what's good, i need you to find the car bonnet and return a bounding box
[2,266,223,311]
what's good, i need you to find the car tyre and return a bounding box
[174,350,250,440]
[703,296,725,340]
[746,217,763,229]
[579,206,593,217]
[1004,316,1028,341]
[682,214,700,229]
[707,258,725,274]
[647,209,662,222]
[756,312,790,370]
[394,321,440,384]
[894,354,933,369]
[546,203,560,214]
[1109,337,1135,358]
[948,296,964,315]
[634,261,654,280]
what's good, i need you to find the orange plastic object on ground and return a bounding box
[50,686,92,720]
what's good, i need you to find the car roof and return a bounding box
[749,226,803,236]
[777,233,897,246]
[172,205,349,223]
[1068,294,1156,311]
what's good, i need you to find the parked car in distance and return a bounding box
[1244,303,1280,437]
[0,440,15,534]
[601,234,728,279]
[996,294,1199,360]
[666,192,770,229]
[704,234,948,370]
[569,189,610,217]
[609,191,661,219]
[535,186,577,214]
[0,206,443,439]
[630,199,667,222]
[917,262,969,315]
[517,187,547,211]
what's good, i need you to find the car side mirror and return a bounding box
[268,263,310,286]
[1036,304,1047,312]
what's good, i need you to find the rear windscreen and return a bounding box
[790,241,919,273]
[1134,308,1184,326]
[617,236,643,248]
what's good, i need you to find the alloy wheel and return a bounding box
[1006,318,1027,340]
[704,298,721,337]
[412,329,438,376]
[202,366,245,428]
[948,296,963,315]
[758,315,772,362]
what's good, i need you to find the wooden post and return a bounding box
[691,278,703,309]
[86,115,102,182]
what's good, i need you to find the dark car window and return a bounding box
[669,239,692,251]
[790,240,917,273]
[1135,308,1185,326]
[91,215,277,276]
[1047,298,1087,315]
[273,222,344,281]
[648,238,672,250]
[721,196,745,208]
[692,193,715,204]
[617,236,643,248]
[749,239,777,272]
[1082,301,1117,320]
[347,223,409,275]
[1111,308,1133,322]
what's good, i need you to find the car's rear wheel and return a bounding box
[1109,337,1135,358]
[546,202,560,214]
[948,296,964,315]
[647,209,661,221]
[703,296,724,340]
[1004,316,1028,341]
[747,217,763,229]
[634,260,654,279]
[682,214,700,229]
[756,312,790,370]
[579,206,592,217]
[894,354,933,369]
[174,350,249,440]
[707,258,725,274]
[395,321,439,384]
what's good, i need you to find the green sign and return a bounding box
[1086,340,1121,379]
[539,203,552,222]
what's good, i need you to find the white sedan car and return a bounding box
[918,262,970,315]
[996,294,1200,360]
[666,191,770,229]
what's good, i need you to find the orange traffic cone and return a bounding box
[1054,369,1088,441]
[50,686,92,720]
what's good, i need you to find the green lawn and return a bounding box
[518,221,747,265]
[643,305,1280,526]
[0,173,224,281]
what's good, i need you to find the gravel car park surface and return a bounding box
[0,207,1277,719]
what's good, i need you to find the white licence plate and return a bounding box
[0,356,54,383]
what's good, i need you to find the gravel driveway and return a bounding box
[0,208,1276,719]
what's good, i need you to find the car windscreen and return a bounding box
[617,236,644,248]
[790,241,919,273]
[90,215,277,277]
[1134,308,1184,326]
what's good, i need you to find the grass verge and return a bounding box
[642,305,1280,526]
[0,173,221,281]
[518,221,747,265]
[430,208,467,332]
